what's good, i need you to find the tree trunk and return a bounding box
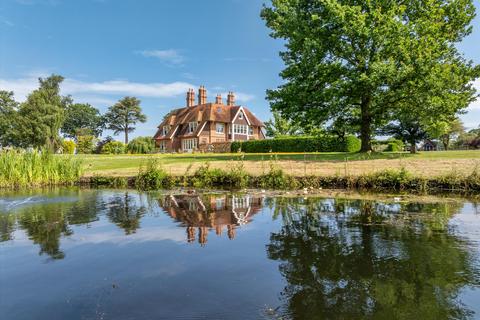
[360,96,372,152]
[442,135,449,150]
[124,128,128,144]
[410,139,417,154]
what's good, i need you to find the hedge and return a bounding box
[231,136,361,153]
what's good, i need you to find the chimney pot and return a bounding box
[198,86,207,105]
[215,94,223,104]
[186,88,195,107]
[227,91,235,106]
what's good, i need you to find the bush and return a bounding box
[136,159,174,190]
[76,135,97,154]
[127,136,156,154]
[385,138,404,152]
[95,136,114,154]
[62,140,76,154]
[101,141,126,154]
[231,135,361,153]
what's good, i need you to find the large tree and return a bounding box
[14,75,68,150]
[261,0,479,152]
[265,111,303,137]
[62,103,104,139]
[0,91,18,147]
[427,118,465,150]
[104,97,146,144]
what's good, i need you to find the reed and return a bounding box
[0,149,83,188]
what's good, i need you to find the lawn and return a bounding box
[79,150,480,178]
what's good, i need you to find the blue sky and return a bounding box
[1,0,479,140]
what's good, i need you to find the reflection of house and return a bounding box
[153,86,265,152]
[161,194,263,246]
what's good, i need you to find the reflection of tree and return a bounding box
[106,192,147,235]
[267,198,479,319]
[0,213,16,242]
[18,208,72,260]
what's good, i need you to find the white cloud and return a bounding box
[0,75,194,102]
[221,91,255,103]
[137,49,185,66]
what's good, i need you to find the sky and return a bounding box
[0,0,480,140]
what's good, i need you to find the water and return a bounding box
[1,189,480,320]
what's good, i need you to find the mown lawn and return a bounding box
[78,150,480,177]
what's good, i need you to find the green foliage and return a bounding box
[14,75,68,150]
[261,0,479,152]
[385,138,404,152]
[256,162,297,189]
[231,136,361,153]
[104,97,147,144]
[62,140,76,154]
[101,141,126,154]
[62,103,104,139]
[135,159,174,190]
[265,111,302,137]
[76,135,97,154]
[0,149,83,187]
[89,175,129,188]
[127,136,155,154]
[0,91,19,147]
[190,162,250,189]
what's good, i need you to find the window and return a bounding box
[187,122,198,134]
[233,124,248,135]
[159,141,167,152]
[162,125,171,136]
[249,126,254,135]
[238,112,243,120]
[216,123,225,133]
[182,138,197,151]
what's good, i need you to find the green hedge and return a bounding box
[231,136,361,153]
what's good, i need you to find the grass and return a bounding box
[0,150,83,188]
[79,150,480,178]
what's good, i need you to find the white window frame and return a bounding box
[162,125,171,136]
[249,126,254,135]
[187,122,198,134]
[238,112,243,120]
[182,138,197,151]
[216,123,225,133]
[159,141,167,152]
[233,124,248,135]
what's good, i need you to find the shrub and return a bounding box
[136,159,174,190]
[127,136,156,154]
[231,135,361,153]
[385,138,404,152]
[62,140,76,154]
[95,136,114,154]
[101,141,126,154]
[76,135,97,154]
[256,162,297,189]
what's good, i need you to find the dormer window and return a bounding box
[239,112,243,120]
[162,125,171,136]
[187,122,198,134]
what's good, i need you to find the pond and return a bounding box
[1,189,480,320]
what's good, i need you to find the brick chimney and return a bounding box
[186,88,195,107]
[215,94,222,104]
[198,86,207,105]
[227,91,235,106]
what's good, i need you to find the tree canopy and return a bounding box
[62,103,104,139]
[104,97,146,144]
[261,0,479,151]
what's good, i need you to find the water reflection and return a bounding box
[0,190,479,319]
[266,197,479,319]
[159,194,263,245]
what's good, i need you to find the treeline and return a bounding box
[0,74,152,154]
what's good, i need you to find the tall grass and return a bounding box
[0,150,83,188]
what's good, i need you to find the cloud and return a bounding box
[137,49,185,66]
[0,75,194,102]
[221,91,255,103]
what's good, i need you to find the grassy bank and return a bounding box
[80,151,480,178]
[0,150,83,188]
[85,158,480,193]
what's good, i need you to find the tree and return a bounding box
[14,75,68,150]
[127,136,156,154]
[104,97,146,144]
[427,118,465,150]
[62,103,104,139]
[261,0,478,152]
[0,91,18,147]
[265,111,303,137]
[381,115,427,154]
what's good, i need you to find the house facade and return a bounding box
[154,86,265,152]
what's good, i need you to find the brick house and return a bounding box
[154,86,265,152]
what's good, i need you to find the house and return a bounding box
[422,139,438,151]
[154,86,265,152]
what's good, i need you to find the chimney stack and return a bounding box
[215,94,223,104]
[186,88,195,107]
[227,91,235,106]
[198,86,207,105]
